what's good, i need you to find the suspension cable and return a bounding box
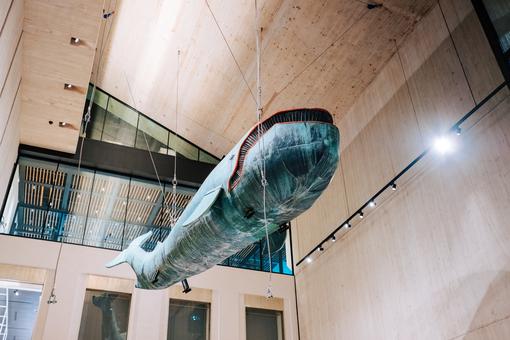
[253,0,273,299]
[47,0,116,305]
[172,50,180,229]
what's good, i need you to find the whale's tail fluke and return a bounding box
[105,231,153,268]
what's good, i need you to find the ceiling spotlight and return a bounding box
[317,246,324,252]
[455,126,462,136]
[64,83,73,90]
[391,182,397,191]
[14,290,19,296]
[58,121,68,127]
[306,257,312,264]
[343,222,351,229]
[331,235,336,242]
[70,37,80,45]
[433,135,454,154]
[359,212,364,219]
[368,200,376,208]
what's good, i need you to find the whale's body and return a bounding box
[107,108,340,289]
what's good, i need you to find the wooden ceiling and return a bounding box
[19,0,438,156]
[94,0,437,157]
[20,0,104,153]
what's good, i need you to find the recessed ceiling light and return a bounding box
[70,37,80,45]
[59,121,68,127]
[64,83,73,90]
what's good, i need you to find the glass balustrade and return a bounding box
[0,157,293,275]
[85,84,219,164]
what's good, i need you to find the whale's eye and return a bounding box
[244,207,255,219]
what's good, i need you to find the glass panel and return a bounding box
[122,178,162,250]
[221,229,293,275]
[60,166,95,245]
[169,133,198,160]
[136,115,170,154]
[78,289,131,340]
[92,88,109,109]
[246,308,284,340]
[82,171,130,250]
[0,165,19,235]
[168,299,210,340]
[11,159,65,241]
[85,101,107,141]
[103,97,138,147]
[482,0,510,53]
[0,280,42,340]
[199,151,220,165]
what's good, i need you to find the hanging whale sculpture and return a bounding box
[106,108,340,289]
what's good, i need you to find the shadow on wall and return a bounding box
[460,271,510,339]
[395,271,510,339]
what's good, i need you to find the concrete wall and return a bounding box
[0,235,298,340]
[292,0,510,339]
[0,0,22,208]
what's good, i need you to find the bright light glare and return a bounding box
[433,136,455,154]
[306,257,312,264]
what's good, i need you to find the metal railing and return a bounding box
[1,156,293,275]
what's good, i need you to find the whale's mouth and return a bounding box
[228,108,334,191]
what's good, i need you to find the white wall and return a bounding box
[0,235,298,340]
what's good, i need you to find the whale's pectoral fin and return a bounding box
[105,252,127,268]
[105,231,153,268]
[182,186,222,227]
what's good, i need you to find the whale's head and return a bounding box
[228,108,339,229]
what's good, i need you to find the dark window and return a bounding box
[78,290,131,340]
[167,299,210,340]
[246,307,284,340]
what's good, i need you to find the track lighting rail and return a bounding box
[296,80,509,267]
